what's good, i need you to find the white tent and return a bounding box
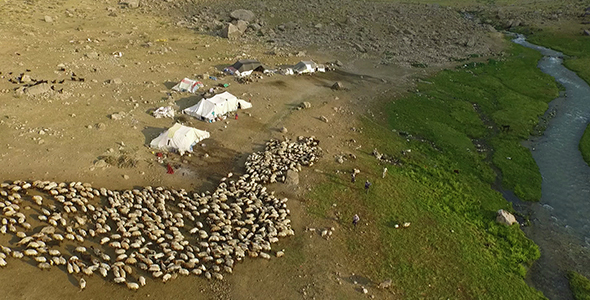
[172,78,203,93]
[183,92,249,121]
[149,123,210,155]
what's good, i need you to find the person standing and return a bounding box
[351,171,356,183]
[365,180,371,194]
[235,113,238,120]
[352,214,360,227]
[382,167,388,178]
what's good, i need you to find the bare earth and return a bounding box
[0,0,585,299]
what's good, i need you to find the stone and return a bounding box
[221,24,241,39]
[25,83,51,96]
[584,29,590,36]
[112,78,122,84]
[230,9,255,22]
[44,16,53,23]
[285,170,299,185]
[235,20,248,33]
[20,74,32,83]
[96,123,106,130]
[120,0,140,8]
[331,82,344,90]
[280,127,288,133]
[378,279,392,289]
[320,116,329,123]
[496,209,517,226]
[123,175,130,180]
[301,102,311,109]
[110,112,125,120]
[94,160,108,168]
[85,52,99,59]
[248,23,261,32]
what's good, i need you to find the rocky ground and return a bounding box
[0,0,588,299]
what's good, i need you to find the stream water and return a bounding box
[509,35,590,300]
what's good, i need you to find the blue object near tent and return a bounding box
[209,76,217,80]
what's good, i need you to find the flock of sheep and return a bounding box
[0,136,322,290]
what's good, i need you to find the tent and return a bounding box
[149,123,210,155]
[172,78,204,93]
[183,91,249,121]
[293,61,325,74]
[225,59,266,76]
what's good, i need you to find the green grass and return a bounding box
[579,125,590,166]
[307,42,558,299]
[568,271,590,300]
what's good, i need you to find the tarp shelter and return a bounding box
[153,106,175,118]
[149,123,210,155]
[172,78,204,93]
[183,92,250,121]
[226,59,267,76]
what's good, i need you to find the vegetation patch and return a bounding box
[308,42,558,298]
[568,271,590,300]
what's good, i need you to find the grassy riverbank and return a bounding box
[308,42,558,298]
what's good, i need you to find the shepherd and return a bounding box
[365,180,371,194]
[352,214,360,227]
[235,113,238,120]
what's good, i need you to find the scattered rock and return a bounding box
[20,75,32,83]
[235,20,248,33]
[230,9,255,22]
[96,123,106,130]
[94,159,108,168]
[320,116,329,123]
[85,52,99,59]
[496,209,517,226]
[285,170,299,185]
[44,16,53,23]
[301,102,311,109]
[123,175,130,180]
[221,23,241,39]
[280,126,288,133]
[110,78,122,84]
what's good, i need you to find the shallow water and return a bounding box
[511,35,590,300]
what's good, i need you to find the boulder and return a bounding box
[285,170,299,185]
[331,82,344,90]
[221,24,241,39]
[280,127,288,133]
[301,102,311,109]
[235,20,248,33]
[496,209,517,226]
[120,0,140,8]
[25,83,51,96]
[44,16,53,23]
[230,9,255,22]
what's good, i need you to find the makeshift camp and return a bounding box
[293,61,325,74]
[225,59,267,77]
[183,91,250,121]
[172,78,204,93]
[149,123,210,155]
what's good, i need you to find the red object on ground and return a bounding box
[156,152,163,158]
[235,113,238,120]
[166,163,174,174]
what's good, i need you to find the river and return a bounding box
[510,35,590,300]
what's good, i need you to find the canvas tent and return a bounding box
[172,78,204,93]
[183,91,250,121]
[149,123,210,155]
[225,59,267,76]
[293,61,325,74]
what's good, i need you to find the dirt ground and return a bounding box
[0,0,584,299]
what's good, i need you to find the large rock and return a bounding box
[221,23,241,39]
[285,170,299,185]
[496,209,517,226]
[331,82,344,90]
[230,9,255,22]
[120,0,140,8]
[25,83,51,96]
[235,20,249,33]
[583,29,590,36]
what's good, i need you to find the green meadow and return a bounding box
[308,42,560,298]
